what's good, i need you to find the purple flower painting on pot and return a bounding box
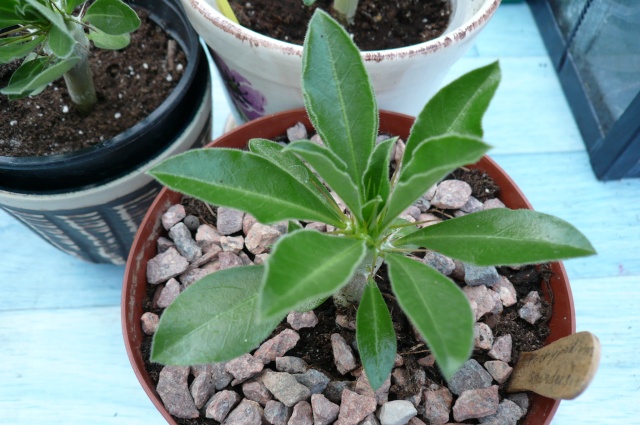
[214,54,267,122]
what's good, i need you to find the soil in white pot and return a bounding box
[229,0,452,50]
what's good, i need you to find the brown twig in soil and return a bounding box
[429,208,455,219]
[400,349,430,355]
[381,292,397,302]
[204,203,216,223]
[166,39,176,71]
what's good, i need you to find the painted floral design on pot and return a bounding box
[214,53,267,121]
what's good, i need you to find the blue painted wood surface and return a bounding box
[1,3,638,423]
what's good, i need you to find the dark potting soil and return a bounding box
[0,8,186,157]
[230,0,452,50]
[140,167,552,425]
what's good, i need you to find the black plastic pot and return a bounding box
[0,0,212,264]
[0,0,208,193]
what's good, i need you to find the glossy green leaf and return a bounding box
[382,135,490,229]
[84,0,140,35]
[150,148,345,227]
[386,253,474,381]
[249,138,335,213]
[363,138,396,209]
[1,56,79,98]
[288,220,303,233]
[87,28,130,50]
[285,140,362,221]
[66,0,88,13]
[0,0,23,27]
[0,34,45,64]
[48,23,76,58]
[260,229,367,320]
[356,281,396,390]
[404,61,501,163]
[302,9,377,190]
[1,57,47,96]
[25,0,73,37]
[362,195,383,230]
[395,208,596,266]
[151,266,282,365]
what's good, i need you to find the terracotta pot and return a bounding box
[122,109,574,425]
[181,0,501,123]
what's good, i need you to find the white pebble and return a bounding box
[9,120,17,126]
[114,112,121,119]
[62,105,69,113]
[143,63,149,69]
[166,74,173,82]
[176,63,184,71]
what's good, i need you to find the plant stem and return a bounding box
[62,23,97,114]
[333,0,358,25]
[334,248,381,307]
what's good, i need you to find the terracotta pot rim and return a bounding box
[185,0,501,59]
[122,108,574,425]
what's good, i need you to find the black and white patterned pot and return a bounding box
[0,87,211,265]
[0,0,212,264]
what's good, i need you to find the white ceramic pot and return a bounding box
[182,0,500,123]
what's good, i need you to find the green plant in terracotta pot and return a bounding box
[148,9,595,389]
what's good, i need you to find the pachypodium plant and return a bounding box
[303,0,358,25]
[149,10,595,389]
[0,0,140,113]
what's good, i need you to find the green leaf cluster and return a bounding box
[1,0,140,101]
[150,10,595,387]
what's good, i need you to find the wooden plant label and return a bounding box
[507,331,600,400]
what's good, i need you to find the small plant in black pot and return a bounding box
[0,0,211,264]
[1,0,140,113]
[148,9,595,388]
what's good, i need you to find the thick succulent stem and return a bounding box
[333,0,358,26]
[334,248,382,307]
[63,23,97,114]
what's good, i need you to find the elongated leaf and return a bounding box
[0,34,45,64]
[249,138,335,212]
[84,0,140,35]
[25,0,73,37]
[404,61,501,163]
[151,266,282,364]
[2,57,47,95]
[1,56,79,97]
[66,0,88,13]
[302,9,377,189]
[87,28,130,49]
[215,0,239,24]
[356,281,396,390]
[386,253,474,380]
[150,148,345,227]
[260,229,367,320]
[0,0,23,27]
[362,195,383,230]
[363,138,396,210]
[395,208,596,266]
[285,141,362,221]
[288,220,303,232]
[48,23,76,58]
[382,135,490,229]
